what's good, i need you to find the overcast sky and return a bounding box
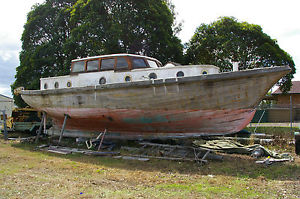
[0,0,299,97]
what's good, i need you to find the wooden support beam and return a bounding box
[97,129,107,151]
[43,112,47,135]
[35,112,46,144]
[58,114,70,144]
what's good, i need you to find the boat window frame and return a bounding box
[70,55,162,74]
[130,57,150,69]
[147,59,160,68]
[115,56,131,72]
[86,58,100,72]
[71,60,86,74]
[100,57,116,71]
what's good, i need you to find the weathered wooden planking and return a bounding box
[22,66,289,110]
[21,66,290,136]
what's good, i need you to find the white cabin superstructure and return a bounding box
[40,53,219,90]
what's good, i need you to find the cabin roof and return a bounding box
[272,81,300,95]
[72,53,162,65]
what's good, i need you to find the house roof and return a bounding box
[273,81,300,95]
[0,94,13,99]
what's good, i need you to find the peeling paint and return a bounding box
[123,115,168,124]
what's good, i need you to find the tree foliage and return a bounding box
[185,17,295,92]
[65,0,183,63]
[12,0,183,107]
[12,0,76,107]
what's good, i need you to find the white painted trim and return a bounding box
[72,53,161,64]
[40,64,219,90]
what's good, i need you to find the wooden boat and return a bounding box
[21,54,290,138]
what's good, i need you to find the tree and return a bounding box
[65,0,183,64]
[12,0,183,107]
[12,0,77,107]
[185,17,295,92]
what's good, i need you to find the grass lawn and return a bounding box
[0,128,299,199]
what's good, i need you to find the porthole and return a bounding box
[148,73,157,79]
[44,83,48,89]
[202,71,208,75]
[176,71,184,77]
[67,81,72,88]
[99,77,106,85]
[54,82,59,89]
[125,75,131,82]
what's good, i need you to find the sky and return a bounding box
[0,0,299,98]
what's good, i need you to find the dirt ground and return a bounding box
[0,131,299,199]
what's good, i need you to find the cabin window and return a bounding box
[149,73,157,79]
[67,81,72,87]
[125,75,131,82]
[72,61,85,73]
[116,57,129,70]
[132,58,148,69]
[44,83,48,89]
[99,77,106,84]
[147,60,158,68]
[202,71,208,75]
[176,71,184,77]
[54,82,59,89]
[87,60,99,71]
[101,58,115,71]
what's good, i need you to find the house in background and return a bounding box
[270,81,300,122]
[251,81,300,123]
[272,81,300,108]
[0,94,14,122]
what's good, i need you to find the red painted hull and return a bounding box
[44,107,255,136]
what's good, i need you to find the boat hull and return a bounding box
[21,66,290,137]
[45,107,255,136]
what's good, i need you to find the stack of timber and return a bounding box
[206,136,274,145]
[39,145,120,156]
[121,142,224,164]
